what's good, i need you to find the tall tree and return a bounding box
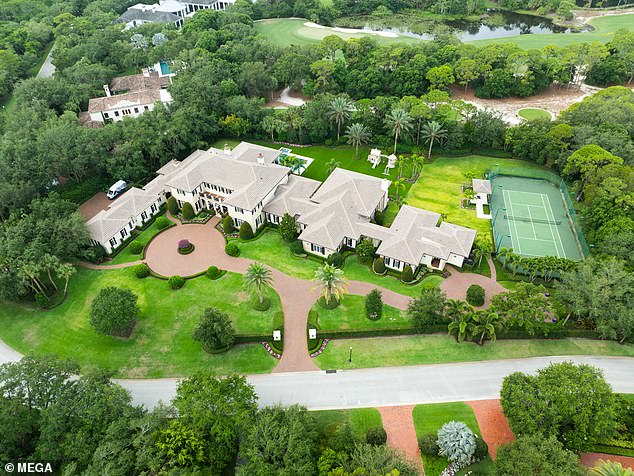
[243,262,273,305]
[421,121,447,159]
[344,122,371,159]
[328,96,354,142]
[385,108,413,154]
[312,264,348,305]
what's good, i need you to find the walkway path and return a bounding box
[378,405,423,473]
[465,399,514,459]
[440,258,506,307]
[580,453,634,470]
[36,42,56,79]
[78,218,509,371]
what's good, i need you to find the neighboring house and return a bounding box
[115,0,236,29]
[87,187,166,254]
[471,178,492,220]
[87,142,476,270]
[85,70,172,124]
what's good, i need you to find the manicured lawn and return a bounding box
[313,407,383,441]
[518,108,552,121]
[406,156,544,237]
[0,268,281,377]
[472,13,634,49]
[235,230,321,280]
[314,335,634,370]
[106,215,171,266]
[311,295,410,331]
[413,402,493,476]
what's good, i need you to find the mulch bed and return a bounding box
[465,399,515,459]
[580,453,634,470]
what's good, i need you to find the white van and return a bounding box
[106,180,127,199]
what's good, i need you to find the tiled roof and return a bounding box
[263,175,320,218]
[115,8,181,24]
[88,90,163,113]
[473,179,492,194]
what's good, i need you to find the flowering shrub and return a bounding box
[178,239,190,250]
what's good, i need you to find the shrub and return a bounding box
[365,289,383,320]
[408,287,447,329]
[418,433,439,457]
[366,427,387,446]
[166,196,178,215]
[326,252,344,268]
[206,266,220,280]
[168,275,185,290]
[222,215,235,234]
[356,238,375,264]
[279,213,297,241]
[437,421,476,465]
[373,209,384,226]
[290,240,304,255]
[182,202,195,220]
[473,435,489,461]
[129,240,143,255]
[192,307,235,352]
[177,239,194,254]
[466,284,485,306]
[239,221,254,240]
[400,265,414,283]
[155,216,170,230]
[34,293,49,309]
[373,256,386,274]
[90,287,139,336]
[225,242,239,257]
[133,263,150,278]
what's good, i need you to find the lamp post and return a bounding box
[348,346,353,363]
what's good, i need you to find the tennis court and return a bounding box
[489,175,584,260]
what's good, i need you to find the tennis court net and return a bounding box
[505,214,561,226]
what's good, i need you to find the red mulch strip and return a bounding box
[466,399,515,459]
[377,405,424,473]
[580,453,634,470]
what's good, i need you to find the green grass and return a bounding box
[413,402,493,476]
[0,268,282,377]
[311,295,410,331]
[106,216,170,266]
[254,14,634,49]
[314,334,634,370]
[472,13,634,49]
[518,108,552,121]
[313,407,383,441]
[407,156,545,237]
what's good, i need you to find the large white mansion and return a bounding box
[88,143,476,272]
[115,0,236,30]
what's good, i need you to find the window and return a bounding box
[235,218,243,227]
[141,211,148,220]
[144,105,149,111]
[134,107,139,113]
[109,238,117,247]
[310,243,325,255]
[104,112,109,118]
[151,204,156,212]
[114,111,119,117]
[255,215,262,227]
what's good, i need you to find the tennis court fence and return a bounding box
[487,166,590,257]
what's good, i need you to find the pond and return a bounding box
[356,9,581,41]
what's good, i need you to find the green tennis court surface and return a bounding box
[490,176,584,260]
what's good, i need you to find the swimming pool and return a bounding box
[159,61,172,75]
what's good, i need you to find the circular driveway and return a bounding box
[144,218,227,277]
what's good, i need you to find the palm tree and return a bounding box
[344,122,371,159]
[243,262,273,305]
[444,299,470,321]
[385,108,413,154]
[410,154,425,179]
[328,96,354,142]
[392,177,407,201]
[508,253,522,277]
[471,310,503,345]
[473,239,493,267]
[326,158,341,176]
[497,247,514,267]
[261,116,280,142]
[421,121,447,159]
[57,263,76,297]
[396,155,410,179]
[312,264,348,305]
[448,312,473,343]
[591,460,633,476]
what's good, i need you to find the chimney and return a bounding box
[103,84,111,97]
[257,153,265,165]
[223,144,231,155]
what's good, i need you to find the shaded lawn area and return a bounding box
[106,214,171,266]
[314,335,634,370]
[236,230,443,296]
[313,407,383,442]
[517,108,551,121]
[413,402,493,476]
[311,295,410,331]
[0,268,281,378]
[407,156,545,237]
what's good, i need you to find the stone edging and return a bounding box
[310,338,329,358]
[262,342,281,359]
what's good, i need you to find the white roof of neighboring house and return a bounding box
[472,179,492,194]
[163,144,290,210]
[376,205,477,264]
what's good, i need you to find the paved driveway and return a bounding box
[79,192,115,220]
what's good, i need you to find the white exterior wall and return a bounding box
[446,253,464,267]
[229,206,260,231]
[100,103,154,122]
[302,241,336,258]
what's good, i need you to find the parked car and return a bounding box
[106,180,127,199]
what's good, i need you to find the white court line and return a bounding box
[503,189,522,255]
[525,204,539,240]
[541,194,565,258]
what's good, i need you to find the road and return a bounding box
[115,356,634,410]
[36,43,56,79]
